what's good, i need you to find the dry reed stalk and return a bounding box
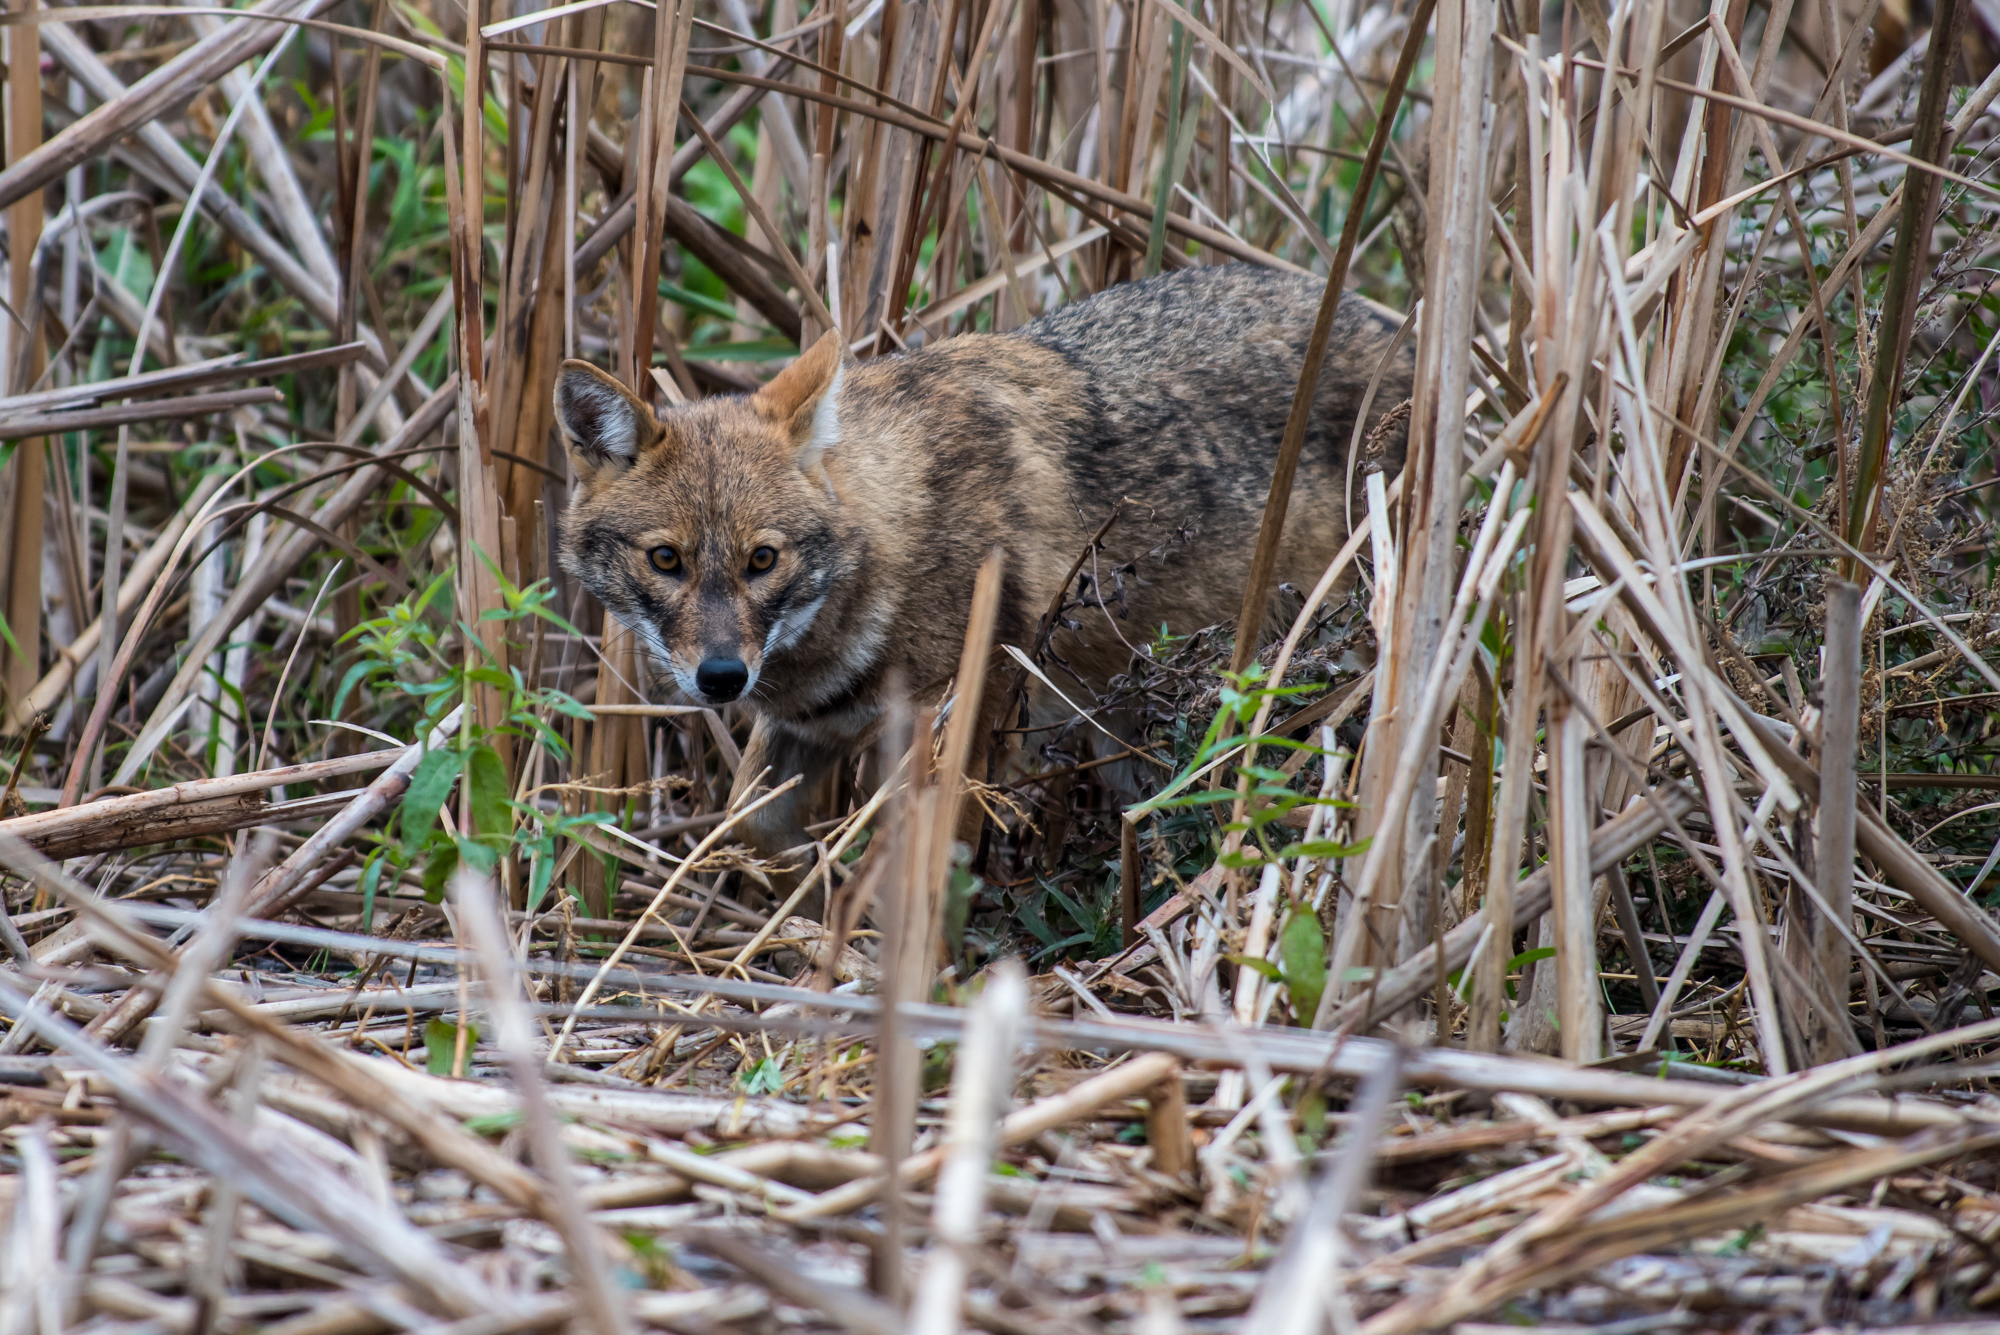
[1,1120,61,1334]
[1329,781,1700,1032]
[541,41,1301,268]
[679,102,839,335]
[0,752,389,857]
[1324,499,1531,1018]
[1,0,44,728]
[909,958,1027,1335]
[547,773,802,1058]
[0,828,556,1208]
[97,378,455,790]
[0,964,506,1318]
[3,469,222,730]
[245,705,464,917]
[1377,0,1490,983]
[1363,1015,2000,1332]
[51,886,1987,1138]
[0,0,337,212]
[41,22,413,434]
[631,0,697,379]
[1242,1044,1402,1332]
[0,388,283,441]
[918,548,1005,951]
[457,871,632,1335]
[787,1050,1183,1218]
[1801,579,1861,1062]
[1844,0,1965,562]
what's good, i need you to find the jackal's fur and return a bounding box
[554,264,1412,871]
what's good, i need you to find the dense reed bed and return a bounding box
[5,0,2000,1329]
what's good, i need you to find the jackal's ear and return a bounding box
[554,360,661,479]
[752,331,845,480]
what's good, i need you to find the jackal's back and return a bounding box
[998,265,1410,671]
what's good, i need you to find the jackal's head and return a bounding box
[552,333,853,708]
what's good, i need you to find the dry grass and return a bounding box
[5,0,2000,1330]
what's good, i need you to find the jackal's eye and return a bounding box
[648,545,682,575]
[747,546,777,575]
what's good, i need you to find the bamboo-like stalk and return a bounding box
[457,871,633,1335]
[908,959,1027,1335]
[1381,0,1492,984]
[1,0,46,729]
[1806,579,1861,1063]
[1844,0,1966,563]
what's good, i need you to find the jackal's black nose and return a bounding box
[695,657,749,702]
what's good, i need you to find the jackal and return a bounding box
[554,263,1412,874]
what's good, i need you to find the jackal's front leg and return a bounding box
[729,716,843,917]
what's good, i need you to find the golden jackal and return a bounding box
[554,264,1411,869]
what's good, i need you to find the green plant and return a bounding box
[736,1056,786,1096]
[1230,903,1329,1026]
[1134,664,1364,867]
[335,558,610,920]
[424,1016,477,1077]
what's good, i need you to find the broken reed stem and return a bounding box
[2,0,44,723]
[909,959,1027,1335]
[456,871,633,1335]
[920,548,1006,955]
[1810,579,1861,1063]
[866,691,917,1303]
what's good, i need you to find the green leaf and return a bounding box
[1239,764,1296,784]
[737,1056,785,1095]
[1503,947,1554,1001]
[1288,836,1372,860]
[463,1110,525,1135]
[400,748,463,859]
[682,337,799,363]
[424,1016,476,1076]
[1017,892,1060,947]
[328,659,377,721]
[422,839,459,903]
[1149,789,1246,809]
[359,851,387,934]
[544,691,595,721]
[455,834,498,874]
[1278,907,1328,1027]
[465,742,511,842]
[660,278,768,326]
[526,848,555,917]
[1226,953,1283,982]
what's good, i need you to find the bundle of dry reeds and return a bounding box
[3,0,2000,1328]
